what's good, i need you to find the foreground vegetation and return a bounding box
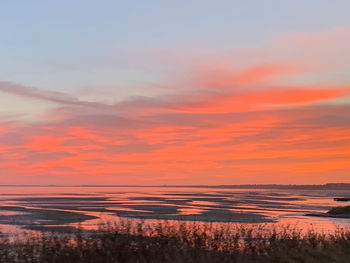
[1,220,350,263]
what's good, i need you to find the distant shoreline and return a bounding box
[1,183,350,190]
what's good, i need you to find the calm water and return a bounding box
[0,187,349,234]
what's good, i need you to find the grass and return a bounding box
[0,219,350,263]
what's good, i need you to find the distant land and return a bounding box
[1,183,350,190]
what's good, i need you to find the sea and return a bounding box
[0,186,349,235]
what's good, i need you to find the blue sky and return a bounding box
[1,0,350,95]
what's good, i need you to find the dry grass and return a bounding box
[0,219,350,263]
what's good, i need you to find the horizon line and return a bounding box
[0,183,349,188]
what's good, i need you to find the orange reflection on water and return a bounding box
[178,207,205,215]
[189,200,218,206]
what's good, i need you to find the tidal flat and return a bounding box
[0,186,349,233]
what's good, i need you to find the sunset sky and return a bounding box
[1,1,350,185]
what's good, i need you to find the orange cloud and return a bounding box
[170,86,350,114]
[196,63,297,89]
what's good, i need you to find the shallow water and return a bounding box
[0,186,349,234]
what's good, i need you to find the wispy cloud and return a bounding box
[0,81,115,111]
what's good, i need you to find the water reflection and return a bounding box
[0,187,349,234]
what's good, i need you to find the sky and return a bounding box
[0,1,350,185]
